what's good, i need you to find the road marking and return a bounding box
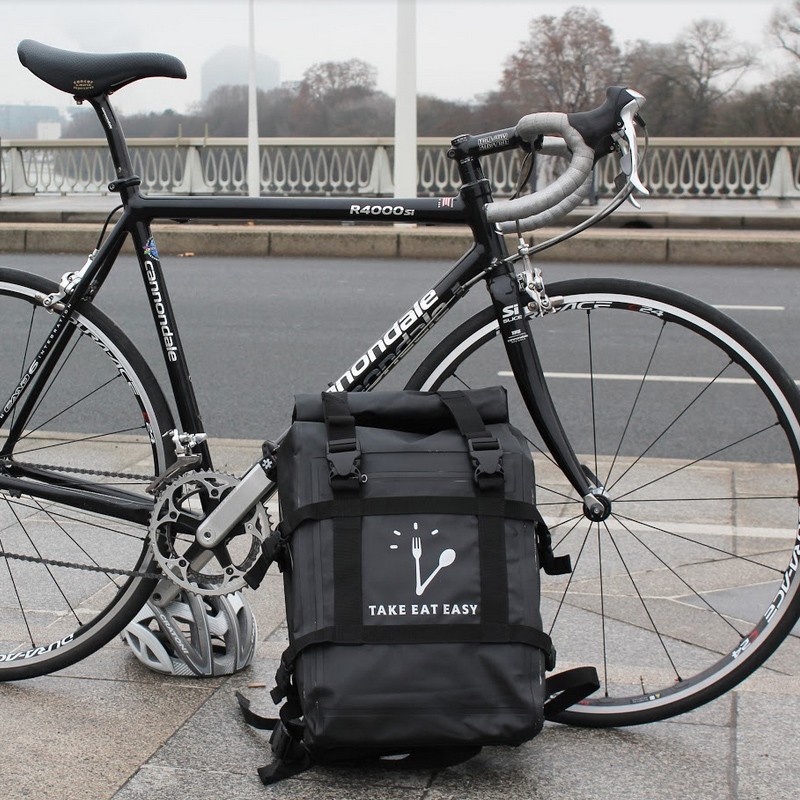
[714,304,785,311]
[497,371,757,384]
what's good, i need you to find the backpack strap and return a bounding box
[322,392,362,490]
[235,691,313,784]
[236,689,483,785]
[438,390,504,491]
[544,666,601,719]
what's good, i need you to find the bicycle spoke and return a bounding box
[604,519,684,686]
[606,360,737,494]
[613,514,746,639]
[14,425,151,457]
[546,520,592,635]
[604,320,666,489]
[592,523,610,695]
[5,498,84,631]
[22,329,84,434]
[612,422,782,502]
[18,374,123,443]
[535,485,581,504]
[612,512,784,574]
[1,495,149,541]
[0,532,36,649]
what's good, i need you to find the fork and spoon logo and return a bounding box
[404,524,456,596]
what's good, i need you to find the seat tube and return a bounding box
[131,222,212,469]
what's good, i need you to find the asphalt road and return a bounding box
[3,253,800,446]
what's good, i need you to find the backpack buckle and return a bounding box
[468,437,504,486]
[327,437,362,489]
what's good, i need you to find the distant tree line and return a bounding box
[64,2,800,139]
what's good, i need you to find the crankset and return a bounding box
[148,470,270,596]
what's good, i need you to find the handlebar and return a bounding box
[484,87,647,233]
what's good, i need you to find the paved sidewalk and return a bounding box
[2,436,799,800]
[1,194,800,265]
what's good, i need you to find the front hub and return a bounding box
[584,491,612,522]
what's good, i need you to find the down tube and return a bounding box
[329,246,485,393]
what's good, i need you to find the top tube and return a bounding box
[128,194,468,226]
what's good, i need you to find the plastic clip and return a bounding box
[468,437,503,474]
[326,439,362,490]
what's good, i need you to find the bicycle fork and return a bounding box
[484,260,609,521]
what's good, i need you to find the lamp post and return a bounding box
[394,0,417,199]
[247,0,260,198]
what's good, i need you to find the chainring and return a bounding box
[148,470,269,596]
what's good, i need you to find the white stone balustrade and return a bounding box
[3,137,800,200]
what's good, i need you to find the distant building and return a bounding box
[201,46,280,102]
[0,105,61,139]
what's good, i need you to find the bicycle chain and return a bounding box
[0,459,158,577]
[1,463,275,582]
[0,548,161,579]
[15,459,154,482]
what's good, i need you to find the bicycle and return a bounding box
[2,39,800,730]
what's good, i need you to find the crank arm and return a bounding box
[194,459,274,549]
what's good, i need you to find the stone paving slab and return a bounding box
[3,436,800,800]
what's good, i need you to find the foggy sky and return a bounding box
[2,0,785,115]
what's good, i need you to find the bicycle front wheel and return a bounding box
[407,277,800,726]
[0,268,174,680]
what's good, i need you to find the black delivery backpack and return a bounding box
[238,387,598,783]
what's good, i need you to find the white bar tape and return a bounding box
[485,112,594,231]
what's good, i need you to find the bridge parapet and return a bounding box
[3,137,800,200]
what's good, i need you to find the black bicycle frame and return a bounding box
[0,93,598,522]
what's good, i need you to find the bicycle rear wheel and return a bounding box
[407,277,800,725]
[0,268,174,680]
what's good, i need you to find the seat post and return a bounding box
[86,94,138,193]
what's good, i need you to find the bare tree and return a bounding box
[677,20,756,117]
[626,20,756,134]
[300,59,378,101]
[770,0,800,60]
[498,6,625,113]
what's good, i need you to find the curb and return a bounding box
[2,221,800,266]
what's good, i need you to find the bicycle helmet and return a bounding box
[121,590,257,677]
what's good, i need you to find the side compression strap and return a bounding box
[281,495,540,533]
[285,623,555,667]
[272,622,557,704]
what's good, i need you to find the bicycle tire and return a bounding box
[407,277,800,726]
[0,268,174,680]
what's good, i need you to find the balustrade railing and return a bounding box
[3,137,800,200]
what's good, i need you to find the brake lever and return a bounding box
[614,89,649,206]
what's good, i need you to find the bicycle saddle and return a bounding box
[17,39,186,99]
